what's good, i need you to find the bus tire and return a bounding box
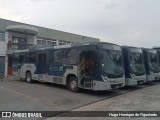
[26,72,32,83]
[68,77,80,92]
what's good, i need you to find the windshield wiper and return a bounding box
[107,50,114,61]
[107,50,121,62]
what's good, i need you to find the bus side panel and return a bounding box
[30,64,78,85]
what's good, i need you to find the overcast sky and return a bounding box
[0,0,160,48]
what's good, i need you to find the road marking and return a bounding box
[0,85,36,100]
[0,85,63,109]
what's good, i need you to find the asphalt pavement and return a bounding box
[46,82,160,120]
[1,77,160,120]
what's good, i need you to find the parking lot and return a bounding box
[1,77,160,115]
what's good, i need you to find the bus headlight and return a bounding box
[101,75,108,82]
[150,71,153,74]
[130,73,135,78]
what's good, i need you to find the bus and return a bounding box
[156,50,160,65]
[153,48,160,65]
[121,46,146,86]
[142,48,160,81]
[12,42,125,92]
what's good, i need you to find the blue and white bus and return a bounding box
[153,48,160,66]
[142,48,160,81]
[12,42,125,92]
[121,46,146,86]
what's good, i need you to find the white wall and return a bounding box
[0,42,7,77]
[0,41,7,56]
[0,32,8,77]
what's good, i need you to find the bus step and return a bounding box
[83,75,91,87]
[83,82,91,88]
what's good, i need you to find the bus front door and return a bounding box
[78,51,95,88]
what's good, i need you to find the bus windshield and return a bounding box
[148,52,160,73]
[101,49,124,78]
[129,52,145,75]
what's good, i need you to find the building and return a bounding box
[0,18,99,77]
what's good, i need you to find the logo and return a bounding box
[2,112,11,117]
[1,112,42,118]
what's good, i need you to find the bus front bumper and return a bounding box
[146,73,160,81]
[125,75,146,86]
[92,79,125,91]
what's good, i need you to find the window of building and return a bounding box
[13,38,18,43]
[59,42,63,45]
[59,40,64,45]
[42,40,46,45]
[37,37,43,46]
[51,39,57,45]
[37,40,41,45]
[0,33,5,41]
[37,37,74,46]
[12,37,27,50]
[70,42,73,44]
[58,40,72,45]
[52,41,56,45]
[47,40,52,45]
[63,41,67,45]
[66,41,70,45]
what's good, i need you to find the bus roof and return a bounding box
[29,42,120,52]
[121,45,141,49]
[13,42,121,53]
[13,49,29,53]
[141,48,156,51]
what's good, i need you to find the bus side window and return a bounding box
[19,55,24,65]
[25,53,29,63]
[49,50,54,65]
[66,49,77,65]
[29,53,37,63]
[54,50,63,64]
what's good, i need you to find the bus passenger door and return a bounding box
[78,51,95,88]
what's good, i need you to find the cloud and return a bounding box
[30,0,51,1]
[0,0,160,48]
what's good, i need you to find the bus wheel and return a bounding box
[68,77,80,92]
[26,72,32,83]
